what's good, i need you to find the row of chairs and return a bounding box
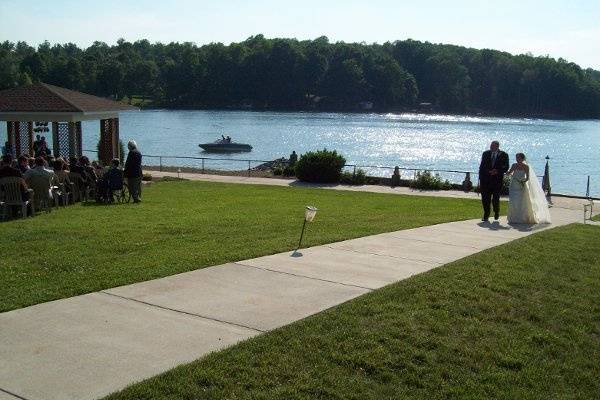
[0,171,113,220]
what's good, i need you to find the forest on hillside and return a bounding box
[1,35,600,118]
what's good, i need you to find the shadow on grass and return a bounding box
[81,201,132,207]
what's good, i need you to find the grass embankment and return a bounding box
[104,224,600,399]
[0,180,482,312]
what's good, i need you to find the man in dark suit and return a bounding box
[479,140,509,221]
[124,140,143,203]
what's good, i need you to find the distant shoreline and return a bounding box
[134,105,597,122]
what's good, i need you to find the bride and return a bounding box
[507,153,552,224]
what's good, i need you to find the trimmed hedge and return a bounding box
[295,149,346,183]
[340,168,367,185]
[409,170,452,190]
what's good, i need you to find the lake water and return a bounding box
[3,110,599,196]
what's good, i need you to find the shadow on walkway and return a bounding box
[477,220,548,233]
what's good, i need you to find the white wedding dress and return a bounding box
[508,165,552,224]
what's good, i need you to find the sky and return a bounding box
[1,0,599,69]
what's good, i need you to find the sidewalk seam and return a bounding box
[0,388,30,400]
[233,262,374,291]
[323,245,445,265]
[384,235,484,250]
[99,291,265,333]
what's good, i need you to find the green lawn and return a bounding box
[104,224,600,400]
[593,213,599,222]
[0,179,482,312]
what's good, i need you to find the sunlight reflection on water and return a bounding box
[1,111,598,196]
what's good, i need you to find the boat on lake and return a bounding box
[199,136,253,153]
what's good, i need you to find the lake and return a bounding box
[3,110,599,196]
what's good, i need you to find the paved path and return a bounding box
[0,203,589,400]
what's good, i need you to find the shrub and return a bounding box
[273,167,283,176]
[142,173,153,181]
[410,170,452,190]
[340,168,367,185]
[295,149,346,183]
[158,176,188,182]
[282,165,296,177]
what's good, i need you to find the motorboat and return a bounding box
[199,136,253,153]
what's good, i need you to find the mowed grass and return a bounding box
[0,180,483,312]
[104,224,600,400]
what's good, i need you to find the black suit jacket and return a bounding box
[0,165,23,178]
[479,150,509,189]
[124,149,143,178]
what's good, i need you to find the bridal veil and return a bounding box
[527,163,552,224]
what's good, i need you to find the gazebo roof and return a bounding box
[0,83,137,122]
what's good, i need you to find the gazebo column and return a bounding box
[52,122,59,157]
[6,121,35,156]
[68,122,77,158]
[6,121,16,156]
[99,117,119,165]
[114,118,120,160]
[14,122,21,156]
[27,122,34,155]
[76,121,83,156]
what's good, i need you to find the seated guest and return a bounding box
[56,157,69,172]
[24,157,58,204]
[97,158,124,202]
[79,156,97,181]
[92,161,105,175]
[1,141,11,156]
[0,154,23,178]
[69,157,85,176]
[105,159,124,190]
[24,157,57,181]
[53,160,71,185]
[0,155,31,213]
[17,155,30,174]
[53,160,72,203]
[104,158,123,202]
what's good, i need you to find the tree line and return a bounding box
[1,35,600,118]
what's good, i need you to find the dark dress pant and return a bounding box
[481,180,501,218]
[127,177,142,202]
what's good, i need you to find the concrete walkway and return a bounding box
[0,205,589,400]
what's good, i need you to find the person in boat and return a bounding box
[226,136,231,143]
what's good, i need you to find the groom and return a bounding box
[479,140,509,221]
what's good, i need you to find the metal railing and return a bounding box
[84,149,588,196]
[83,149,477,183]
